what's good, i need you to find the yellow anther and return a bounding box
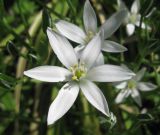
[72,76,78,81]
[70,63,87,81]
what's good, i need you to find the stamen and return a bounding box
[70,63,87,81]
[84,30,95,44]
[127,79,136,89]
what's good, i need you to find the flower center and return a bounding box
[84,30,95,44]
[70,63,87,81]
[127,79,136,89]
[129,13,139,24]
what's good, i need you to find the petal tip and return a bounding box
[23,70,29,76]
[47,119,54,125]
[47,27,52,33]
[103,110,110,117]
[123,46,128,52]
[85,0,92,8]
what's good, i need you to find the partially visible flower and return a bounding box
[55,0,128,65]
[24,28,135,125]
[114,67,157,106]
[109,112,117,129]
[117,0,151,36]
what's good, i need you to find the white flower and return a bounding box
[24,28,135,125]
[117,0,151,36]
[55,0,128,65]
[114,68,157,106]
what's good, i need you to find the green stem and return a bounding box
[80,92,101,135]
[14,11,42,135]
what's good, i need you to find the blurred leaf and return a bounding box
[6,41,19,56]
[42,8,52,33]
[13,0,37,16]
[0,73,16,89]
[0,0,5,18]
[66,0,76,16]
[137,113,154,123]
[0,73,16,84]
[28,53,40,61]
[1,92,15,110]
[36,39,49,62]
[141,0,154,16]
[156,73,160,86]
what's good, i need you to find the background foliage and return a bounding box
[0,0,160,135]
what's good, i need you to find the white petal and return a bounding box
[102,40,127,53]
[93,52,104,67]
[47,82,79,125]
[115,89,131,103]
[24,66,71,82]
[114,81,127,89]
[117,0,128,10]
[126,24,135,36]
[131,89,142,106]
[80,33,101,69]
[83,0,97,33]
[133,68,146,81]
[121,64,134,73]
[74,45,85,59]
[137,82,157,91]
[135,21,151,30]
[87,65,135,82]
[131,0,140,14]
[47,28,78,68]
[100,10,127,39]
[55,20,86,44]
[80,79,110,116]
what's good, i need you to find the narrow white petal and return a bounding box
[102,40,127,53]
[55,20,86,44]
[115,89,131,103]
[80,33,101,69]
[114,81,127,89]
[47,82,79,125]
[80,79,110,116]
[83,0,97,33]
[93,53,104,67]
[126,24,135,36]
[131,0,140,14]
[24,66,71,82]
[100,10,127,39]
[74,45,85,59]
[131,89,142,106]
[133,68,146,81]
[47,28,78,68]
[87,65,135,82]
[137,82,157,91]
